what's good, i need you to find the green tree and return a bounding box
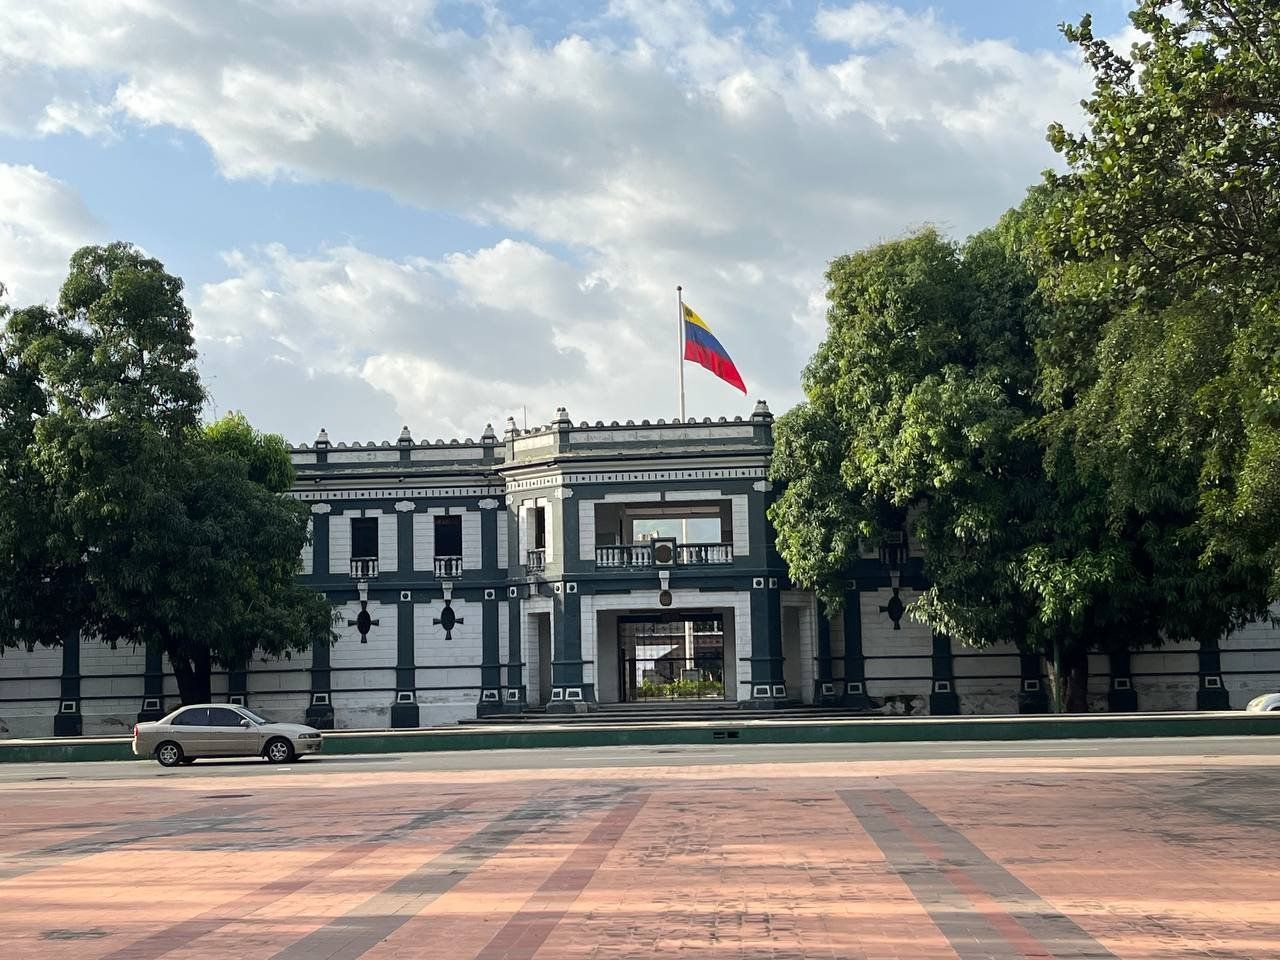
[770,218,1167,711]
[1045,1,1280,595]
[1,246,334,704]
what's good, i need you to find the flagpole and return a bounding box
[676,285,686,421]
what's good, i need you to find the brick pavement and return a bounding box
[1,754,1277,959]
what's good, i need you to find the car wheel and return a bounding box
[264,737,294,764]
[155,741,184,767]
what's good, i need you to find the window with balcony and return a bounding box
[351,517,378,558]
[350,516,380,578]
[434,514,463,577]
[526,505,547,571]
[593,500,733,567]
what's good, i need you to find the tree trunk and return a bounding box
[1047,642,1090,713]
[167,643,213,704]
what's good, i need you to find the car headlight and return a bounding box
[298,733,322,740]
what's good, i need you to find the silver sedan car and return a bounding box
[1245,693,1280,713]
[133,704,324,766]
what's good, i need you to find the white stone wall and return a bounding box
[332,601,397,671]
[496,510,509,569]
[861,588,932,706]
[414,598,482,690]
[378,511,398,573]
[412,594,483,726]
[1222,613,1280,707]
[731,495,749,556]
[0,644,63,738]
[578,500,595,560]
[81,637,147,735]
[413,511,435,570]
[330,510,354,574]
[954,639,1020,714]
[462,510,482,569]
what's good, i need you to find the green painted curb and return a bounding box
[2,712,1278,764]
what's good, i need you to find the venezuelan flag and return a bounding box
[683,304,746,394]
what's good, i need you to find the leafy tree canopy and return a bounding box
[0,246,334,704]
[1045,0,1280,593]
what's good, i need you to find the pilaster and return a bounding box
[1196,636,1231,710]
[743,579,786,707]
[53,628,82,737]
[813,599,838,705]
[1107,650,1138,712]
[929,633,960,715]
[391,591,419,728]
[547,586,595,711]
[840,586,871,709]
[137,644,165,722]
[1018,651,1048,713]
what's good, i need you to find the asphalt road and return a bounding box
[0,734,1275,783]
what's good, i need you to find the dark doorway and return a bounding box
[618,613,724,701]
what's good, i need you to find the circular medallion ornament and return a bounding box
[659,589,672,607]
[439,606,457,632]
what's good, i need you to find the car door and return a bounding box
[168,707,213,755]
[206,707,257,756]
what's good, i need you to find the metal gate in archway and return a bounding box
[617,613,725,701]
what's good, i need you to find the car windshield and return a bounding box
[238,708,276,725]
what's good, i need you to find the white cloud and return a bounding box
[0,163,100,306]
[0,0,1104,439]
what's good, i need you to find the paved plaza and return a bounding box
[1,742,1277,959]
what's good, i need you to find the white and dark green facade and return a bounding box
[3,401,1280,736]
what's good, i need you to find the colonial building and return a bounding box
[2,402,1279,737]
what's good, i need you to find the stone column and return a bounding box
[1107,650,1138,712]
[840,586,871,709]
[478,590,502,716]
[391,592,419,728]
[1196,636,1231,710]
[137,645,165,722]
[306,506,335,728]
[476,504,503,716]
[547,586,594,711]
[929,633,960,715]
[744,579,786,707]
[53,628,82,737]
[505,589,526,710]
[227,659,248,708]
[1018,651,1048,713]
[813,599,838,705]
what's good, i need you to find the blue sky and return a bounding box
[0,0,1135,442]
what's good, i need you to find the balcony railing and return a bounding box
[676,543,734,565]
[433,555,462,578]
[595,544,653,568]
[350,557,379,580]
[526,548,546,573]
[595,543,733,568]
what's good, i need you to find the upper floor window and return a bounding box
[532,506,547,550]
[434,515,462,558]
[351,517,378,559]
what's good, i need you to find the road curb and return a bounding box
[2,711,1279,763]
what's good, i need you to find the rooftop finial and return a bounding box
[315,427,330,447]
[751,399,773,422]
[398,425,413,445]
[482,422,497,444]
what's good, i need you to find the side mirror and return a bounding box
[240,718,252,728]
